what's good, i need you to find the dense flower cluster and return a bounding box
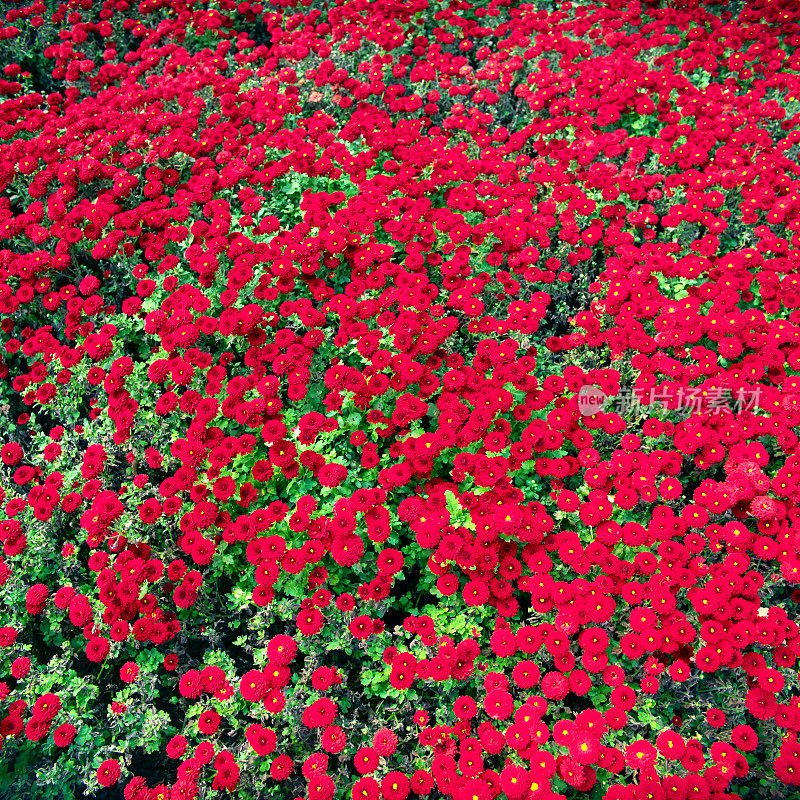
[0,0,799,798]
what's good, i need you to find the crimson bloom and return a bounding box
[239,669,267,702]
[119,661,139,684]
[198,709,221,735]
[625,740,658,771]
[381,771,410,800]
[269,755,293,781]
[246,724,277,756]
[302,698,337,729]
[97,759,121,787]
[53,723,76,748]
[484,689,514,720]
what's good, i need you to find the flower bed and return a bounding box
[1,0,800,798]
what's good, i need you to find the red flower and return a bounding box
[731,725,758,752]
[610,685,636,710]
[354,747,379,775]
[452,696,477,720]
[212,751,240,791]
[245,724,277,756]
[389,654,416,690]
[570,670,592,695]
[512,660,541,689]
[330,534,364,567]
[311,666,337,691]
[335,593,356,612]
[53,723,76,747]
[25,583,48,614]
[381,771,410,800]
[296,606,325,635]
[746,686,778,720]
[373,727,397,757]
[669,659,691,683]
[302,698,337,729]
[484,689,514,720]
[25,717,51,742]
[253,584,274,607]
[625,740,657,770]
[32,692,61,721]
[179,669,203,699]
[541,671,569,701]
[166,735,188,759]
[300,770,331,800]
[500,764,530,799]
[463,580,490,607]
[269,755,293,781]
[775,755,800,785]
[318,462,347,487]
[11,657,30,679]
[706,708,726,728]
[198,709,221,735]
[349,615,375,640]
[1,443,23,465]
[656,730,686,760]
[267,634,298,665]
[201,666,226,693]
[321,725,346,754]
[97,759,121,787]
[409,770,434,795]
[263,688,286,714]
[86,637,110,663]
[239,670,267,703]
[119,661,139,684]
[138,498,162,524]
[556,491,580,512]
[352,777,380,800]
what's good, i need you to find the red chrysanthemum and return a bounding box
[97,759,121,788]
[267,634,298,665]
[541,671,570,701]
[198,709,221,735]
[321,725,347,754]
[731,725,758,752]
[318,463,347,488]
[656,730,686,760]
[500,763,530,799]
[239,669,267,702]
[625,740,657,770]
[86,636,110,663]
[269,755,293,781]
[410,769,434,796]
[381,771,410,800]
[53,723,76,747]
[352,776,380,800]
[246,724,277,756]
[373,727,398,757]
[119,661,139,684]
[32,692,61,721]
[296,607,325,635]
[568,732,601,766]
[166,735,188,759]
[179,669,204,699]
[354,746,379,775]
[512,660,541,690]
[484,689,514,720]
[302,697,337,729]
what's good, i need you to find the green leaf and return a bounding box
[444,490,461,519]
